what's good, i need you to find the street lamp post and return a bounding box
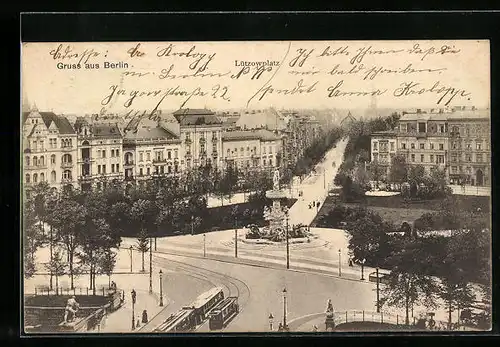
[361,258,366,280]
[235,218,238,258]
[338,249,342,277]
[376,267,380,313]
[191,215,194,236]
[282,288,288,331]
[203,233,206,258]
[159,270,164,306]
[129,246,133,273]
[269,313,274,331]
[286,214,290,270]
[149,238,153,294]
[131,289,136,330]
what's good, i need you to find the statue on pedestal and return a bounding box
[325,299,335,331]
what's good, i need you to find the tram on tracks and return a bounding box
[208,297,239,330]
[153,287,225,333]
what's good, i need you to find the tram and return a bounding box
[153,287,225,332]
[208,297,239,330]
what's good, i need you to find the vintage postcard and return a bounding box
[21,40,491,334]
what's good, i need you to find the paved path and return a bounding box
[449,185,490,197]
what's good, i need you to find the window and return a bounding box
[186,132,191,140]
[390,142,395,151]
[62,154,72,163]
[476,142,482,150]
[40,141,44,150]
[452,166,458,173]
[466,154,472,162]
[175,164,179,172]
[51,154,56,164]
[140,168,143,176]
[439,143,444,150]
[147,167,150,175]
[419,143,425,150]
[452,142,457,149]
[253,146,257,153]
[373,153,379,161]
[33,173,38,183]
[411,143,415,149]
[168,166,172,173]
[269,159,273,166]
[411,154,415,162]
[40,173,45,182]
[111,164,115,173]
[116,164,120,172]
[466,143,472,150]
[25,174,30,183]
[116,149,119,157]
[373,142,378,150]
[146,152,151,161]
[174,149,178,158]
[418,122,426,133]
[25,156,30,166]
[401,143,406,150]
[168,151,172,159]
[111,149,114,157]
[451,154,457,162]
[430,154,434,163]
[103,165,106,174]
[269,146,273,154]
[437,155,444,164]
[63,170,72,179]
[39,156,45,166]
[139,152,144,162]
[160,166,164,174]
[439,124,445,133]
[51,171,56,182]
[420,154,424,162]
[400,123,407,132]
[263,147,266,154]
[98,165,101,174]
[102,150,106,158]
[477,154,483,162]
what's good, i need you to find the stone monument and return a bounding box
[262,169,289,241]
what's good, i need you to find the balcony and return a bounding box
[124,160,134,167]
[78,158,93,164]
[24,164,47,170]
[153,158,167,164]
[61,177,73,184]
[450,131,460,137]
[61,146,74,152]
[79,175,93,182]
[61,162,74,169]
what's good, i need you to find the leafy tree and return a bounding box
[408,165,425,187]
[30,181,51,240]
[368,160,385,188]
[136,228,150,272]
[382,238,440,325]
[44,248,67,293]
[345,208,392,265]
[99,249,117,289]
[50,195,86,289]
[389,154,408,184]
[438,277,475,329]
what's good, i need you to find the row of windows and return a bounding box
[137,165,180,176]
[25,170,72,183]
[97,164,121,174]
[96,148,121,158]
[407,154,446,163]
[138,149,179,162]
[450,153,486,163]
[30,138,74,150]
[399,123,489,135]
[25,154,73,166]
[372,142,395,151]
[185,131,219,140]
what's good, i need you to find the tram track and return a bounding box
[152,254,251,331]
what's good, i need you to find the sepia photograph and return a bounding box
[21,40,491,334]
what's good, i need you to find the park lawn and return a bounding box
[313,194,490,228]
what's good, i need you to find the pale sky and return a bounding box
[21,40,490,114]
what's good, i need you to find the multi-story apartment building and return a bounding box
[370,108,491,186]
[221,129,282,171]
[122,123,181,186]
[23,106,78,191]
[173,108,223,170]
[74,118,124,191]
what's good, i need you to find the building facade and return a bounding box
[122,124,181,186]
[23,107,78,191]
[221,129,282,171]
[370,108,491,186]
[74,118,124,191]
[173,109,223,170]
